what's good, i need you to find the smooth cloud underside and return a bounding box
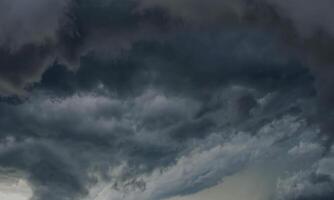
[0,1,334,200]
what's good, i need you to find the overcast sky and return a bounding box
[0,0,334,200]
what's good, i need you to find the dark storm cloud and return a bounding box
[0,91,195,199]
[260,0,334,136]
[0,0,70,49]
[37,29,311,98]
[138,0,334,37]
[0,0,173,96]
[0,84,317,200]
[0,0,69,95]
[265,0,334,37]
[137,0,247,24]
[0,44,318,199]
[0,0,331,97]
[0,1,334,200]
[0,45,54,95]
[134,0,334,140]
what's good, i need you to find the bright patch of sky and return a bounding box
[0,176,32,200]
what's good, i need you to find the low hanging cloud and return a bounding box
[0,0,172,96]
[0,1,334,200]
[0,0,70,95]
[0,0,70,49]
[0,80,321,200]
[86,114,332,200]
[0,0,333,97]
[137,0,246,24]
[266,0,334,37]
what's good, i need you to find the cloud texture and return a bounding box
[0,1,334,200]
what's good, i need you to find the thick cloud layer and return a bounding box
[0,0,70,49]
[0,0,332,96]
[0,0,70,95]
[0,1,334,200]
[266,0,334,37]
[0,0,172,96]
[0,84,318,200]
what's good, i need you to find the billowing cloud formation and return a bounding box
[0,0,70,95]
[0,82,319,200]
[137,0,246,24]
[0,0,332,96]
[138,0,334,36]
[0,0,70,49]
[0,1,334,200]
[0,0,171,95]
[267,0,334,37]
[92,115,330,200]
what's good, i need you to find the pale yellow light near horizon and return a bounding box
[166,165,276,200]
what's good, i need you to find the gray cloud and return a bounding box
[266,0,334,37]
[0,0,330,98]
[0,79,320,200]
[0,0,332,98]
[0,0,172,96]
[86,112,327,200]
[0,0,70,96]
[0,1,333,200]
[137,0,246,24]
[0,0,70,49]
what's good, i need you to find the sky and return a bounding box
[0,0,334,200]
